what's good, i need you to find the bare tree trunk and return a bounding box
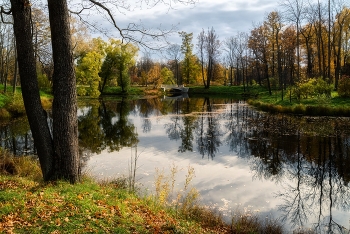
[48,0,80,183]
[12,39,18,94]
[10,0,55,180]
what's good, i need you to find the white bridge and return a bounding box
[160,84,189,93]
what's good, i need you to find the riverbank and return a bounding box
[0,85,52,120]
[188,85,350,116]
[3,84,350,119]
[0,151,285,233]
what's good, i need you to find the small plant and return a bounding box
[231,212,283,234]
[154,164,199,212]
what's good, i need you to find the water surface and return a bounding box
[1,96,350,233]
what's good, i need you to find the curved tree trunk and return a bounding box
[48,0,80,183]
[11,0,55,180]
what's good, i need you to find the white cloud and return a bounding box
[70,0,280,54]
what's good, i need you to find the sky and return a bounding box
[73,0,281,56]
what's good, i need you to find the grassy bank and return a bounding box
[0,150,285,233]
[0,85,52,120]
[247,86,350,116]
[4,83,350,118]
[187,84,350,116]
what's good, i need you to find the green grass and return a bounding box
[0,84,52,119]
[247,86,350,116]
[0,94,9,108]
[0,151,287,234]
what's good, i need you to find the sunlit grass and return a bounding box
[0,85,52,119]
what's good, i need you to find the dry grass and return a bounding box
[0,148,42,181]
[231,213,283,234]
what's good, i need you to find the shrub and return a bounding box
[297,79,315,99]
[314,77,332,98]
[296,77,333,99]
[338,75,350,97]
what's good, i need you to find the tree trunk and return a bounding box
[12,39,18,94]
[48,0,80,183]
[10,0,55,180]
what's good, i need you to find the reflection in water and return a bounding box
[0,118,34,156]
[1,97,350,232]
[78,98,139,154]
[195,97,222,159]
[245,115,350,233]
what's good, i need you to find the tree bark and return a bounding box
[48,0,80,183]
[10,0,54,180]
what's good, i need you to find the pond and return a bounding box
[1,95,350,233]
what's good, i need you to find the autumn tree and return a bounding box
[138,53,153,87]
[148,63,162,88]
[265,11,283,91]
[249,24,272,95]
[281,0,307,82]
[332,4,350,89]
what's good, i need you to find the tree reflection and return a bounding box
[178,99,195,153]
[0,118,34,155]
[164,98,182,141]
[78,98,138,154]
[137,98,162,133]
[195,97,222,159]
[275,130,350,232]
[228,112,350,231]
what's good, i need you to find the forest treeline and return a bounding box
[1,1,350,99]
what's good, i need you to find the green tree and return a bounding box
[99,39,138,93]
[76,51,103,97]
[161,67,175,84]
[179,31,198,84]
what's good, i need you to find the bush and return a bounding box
[314,77,332,98]
[338,75,350,97]
[296,77,333,99]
